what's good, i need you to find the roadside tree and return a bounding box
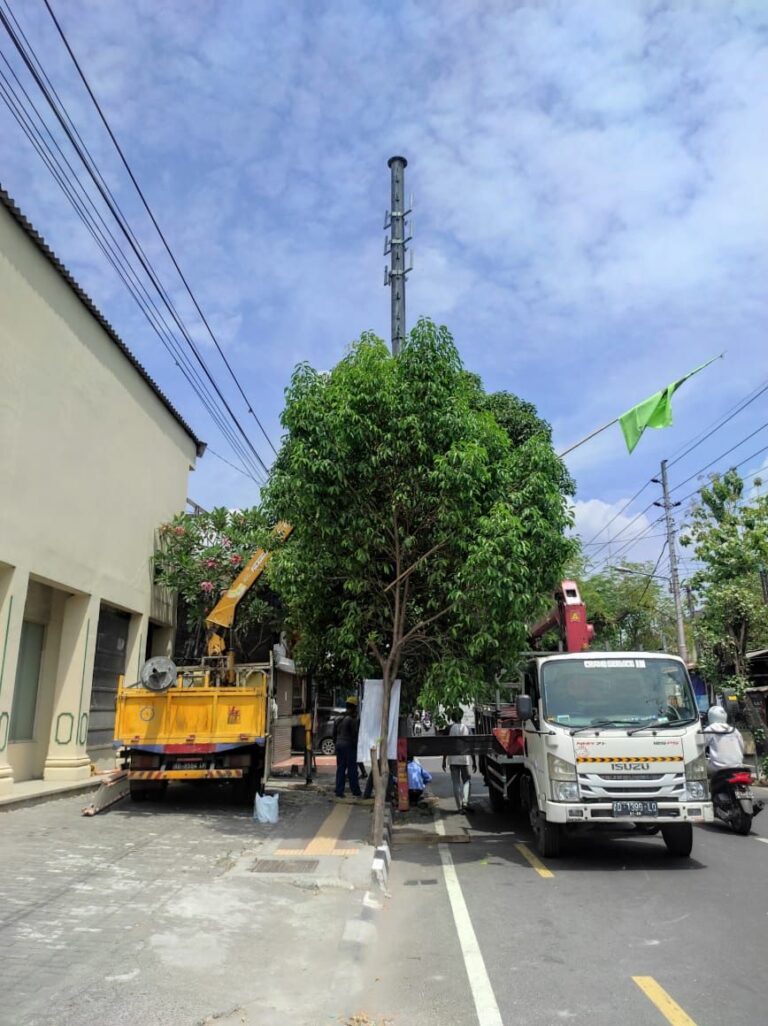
[154,507,282,661]
[681,470,768,691]
[264,318,574,843]
[577,562,677,652]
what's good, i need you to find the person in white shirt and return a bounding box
[703,705,745,773]
[442,708,476,812]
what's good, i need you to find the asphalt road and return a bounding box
[360,758,768,1026]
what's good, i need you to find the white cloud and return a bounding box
[573,496,666,572]
[1,0,766,514]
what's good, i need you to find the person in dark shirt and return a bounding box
[333,697,362,798]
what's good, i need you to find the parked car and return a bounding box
[314,706,345,755]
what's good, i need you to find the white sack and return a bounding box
[253,792,279,823]
[357,678,401,764]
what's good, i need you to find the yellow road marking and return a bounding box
[633,976,698,1025]
[274,804,359,858]
[274,802,361,857]
[514,842,554,878]
[305,802,355,855]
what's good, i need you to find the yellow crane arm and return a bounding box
[205,521,293,630]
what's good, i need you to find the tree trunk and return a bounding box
[371,668,393,848]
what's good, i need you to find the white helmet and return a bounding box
[707,705,727,726]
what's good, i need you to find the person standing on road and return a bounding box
[333,697,362,798]
[442,708,476,812]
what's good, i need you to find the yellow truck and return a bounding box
[115,657,273,801]
[114,522,303,802]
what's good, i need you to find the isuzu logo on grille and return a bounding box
[612,762,651,771]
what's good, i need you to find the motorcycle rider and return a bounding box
[703,704,745,775]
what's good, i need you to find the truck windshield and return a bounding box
[540,657,698,729]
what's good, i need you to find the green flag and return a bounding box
[619,356,721,454]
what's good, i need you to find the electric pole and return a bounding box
[384,156,411,355]
[654,459,689,663]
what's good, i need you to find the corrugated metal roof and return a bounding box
[0,185,205,457]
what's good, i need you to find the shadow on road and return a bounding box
[105,780,340,844]
[394,793,708,873]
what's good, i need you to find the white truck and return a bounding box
[478,652,713,858]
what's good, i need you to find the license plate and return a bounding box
[175,761,207,770]
[613,800,658,817]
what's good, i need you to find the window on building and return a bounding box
[10,620,45,742]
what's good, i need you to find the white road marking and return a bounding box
[435,818,504,1026]
[753,836,768,844]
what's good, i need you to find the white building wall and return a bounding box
[0,199,200,790]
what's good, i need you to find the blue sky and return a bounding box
[2,0,767,578]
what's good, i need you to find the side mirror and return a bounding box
[516,694,533,722]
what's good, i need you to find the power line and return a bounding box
[207,448,260,480]
[670,420,768,494]
[589,514,666,572]
[583,530,667,547]
[586,500,658,560]
[0,3,272,479]
[579,480,654,549]
[636,540,668,605]
[0,48,265,484]
[668,375,768,468]
[586,416,768,560]
[580,376,768,553]
[41,0,278,457]
[674,440,768,508]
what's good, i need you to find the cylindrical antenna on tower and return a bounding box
[384,156,411,355]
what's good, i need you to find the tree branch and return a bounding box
[395,605,453,654]
[383,540,448,593]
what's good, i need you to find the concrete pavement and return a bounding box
[354,759,768,1026]
[0,779,377,1026]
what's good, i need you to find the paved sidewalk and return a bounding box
[0,780,374,1026]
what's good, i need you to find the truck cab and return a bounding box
[513,652,713,857]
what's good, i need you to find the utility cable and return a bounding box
[581,375,768,552]
[668,376,768,468]
[207,448,260,480]
[673,440,768,508]
[587,414,768,558]
[0,55,264,483]
[0,3,272,478]
[582,530,667,547]
[670,420,768,494]
[636,540,668,605]
[579,480,654,549]
[586,500,657,560]
[41,0,278,456]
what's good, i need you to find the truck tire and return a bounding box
[661,823,693,857]
[530,794,562,858]
[234,754,264,805]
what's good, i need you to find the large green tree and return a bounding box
[681,470,768,690]
[264,318,574,842]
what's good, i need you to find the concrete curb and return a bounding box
[0,777,101,811]
[332,888,385,1004]
[370,805,394,891]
